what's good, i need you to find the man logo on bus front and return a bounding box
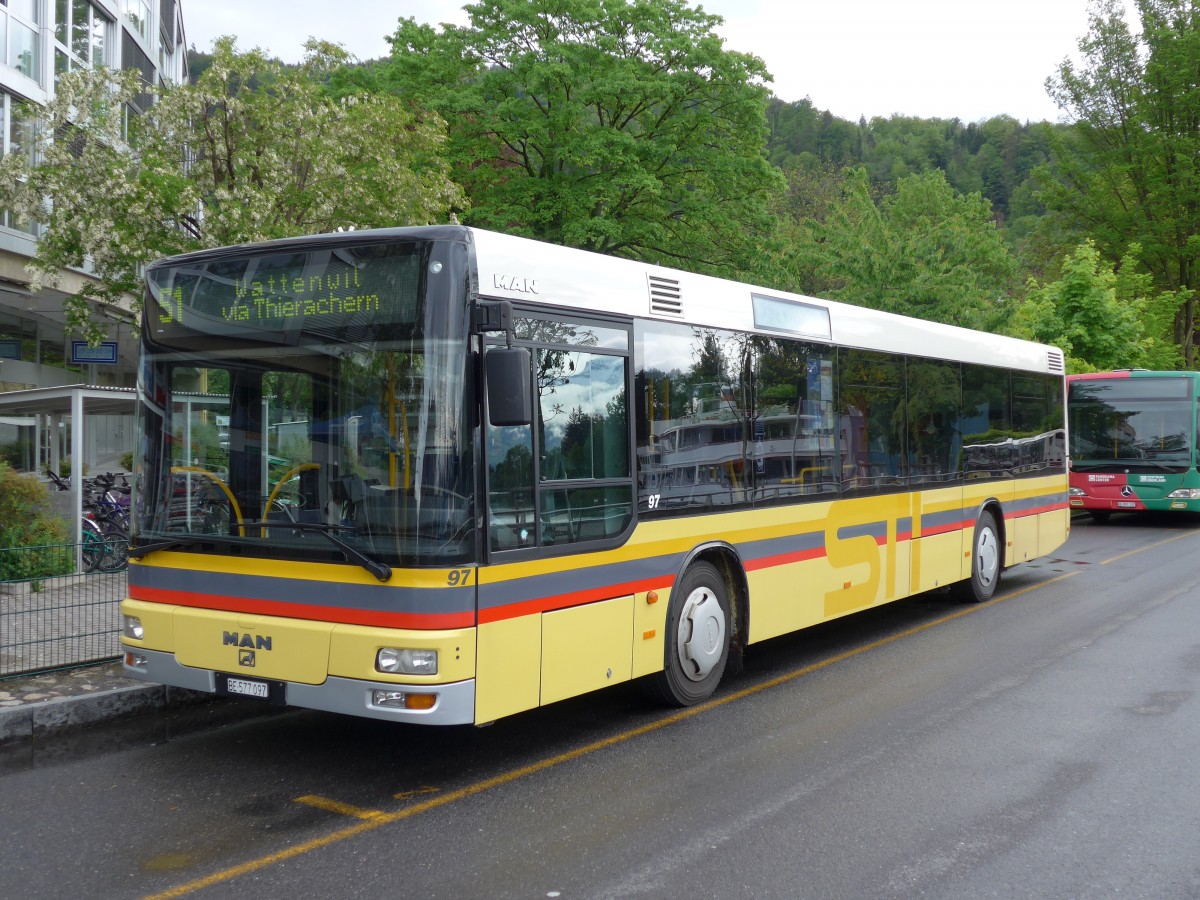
[239,650,256,668]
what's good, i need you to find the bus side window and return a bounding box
[487,420,535,551]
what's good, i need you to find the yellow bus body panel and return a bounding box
[172,607,332,685]
[1040,503,1069,555]
[541,595,634,705]
[476,615,541,723]
[632,589,668,678]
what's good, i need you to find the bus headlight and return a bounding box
[123,615,144,640]
[376,647,438,675]
[1069,487,1086,497]
[1167,488,1200,499]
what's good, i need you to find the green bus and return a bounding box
[1068,370,1200,521]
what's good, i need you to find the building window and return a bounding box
[123,0,151,42]
[54,0,112,82]
[0,89,41,235]
[1,0,40,81]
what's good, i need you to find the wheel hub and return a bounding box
[977,528,999,587]
[676,587,726,681]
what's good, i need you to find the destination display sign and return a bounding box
[144,242,426,343]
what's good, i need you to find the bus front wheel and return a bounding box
[647,560,731,706]
[952,509,1001,603]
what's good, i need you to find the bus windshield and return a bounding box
[134,237,474,568]
[1069,376,1195,470]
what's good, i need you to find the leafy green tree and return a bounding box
[1009,240,1183,372]
[0,38,463,342]
[793,168,1017,329]
[1043,0,1200,364]
[386,0,784,276]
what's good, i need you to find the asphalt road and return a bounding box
[4,513,1200,899]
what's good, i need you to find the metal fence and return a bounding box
[0,544,126,679]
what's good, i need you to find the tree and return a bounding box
[386,0,785,277]
[1043,0,1200,364]
[0,38,464,342]
[1009,240,1182,372]
[792,168,1018,330]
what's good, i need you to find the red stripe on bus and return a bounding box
[918,520,970,538]
[872,532,917,545]
[1004,501,1070,520]
[127,584,474,630]
[478,575,675,624]
[744,546,826,572]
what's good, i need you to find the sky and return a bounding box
[181,0,1113,124]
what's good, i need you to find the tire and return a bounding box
[645,560,731,706]
[98,527,129,572]
[81,529,103,574]
[952,509,1001,603]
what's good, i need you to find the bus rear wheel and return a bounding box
[646,561,731,706]
[952,509,1001,603]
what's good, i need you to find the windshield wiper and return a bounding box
[128,533,231,559]
[128,538,186,559]
[1133,457,1187,471]
[241,520,392,582]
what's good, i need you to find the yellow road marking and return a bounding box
[144,571,1077,900]
[294,795,386,821]
[394,786,441,801]
[1100,529,1200,566]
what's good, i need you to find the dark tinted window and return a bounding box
[635,321,751,514]
[906,358,961,482]
[637,322,1063,517]
[747,335,837,503]
[836,349,906,490]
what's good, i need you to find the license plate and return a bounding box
[226,677,269,698]
[1117,501,1138,508]
[215,672,285,704]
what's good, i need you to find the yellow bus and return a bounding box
[121,226,1069,724]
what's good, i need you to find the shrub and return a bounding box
[0,461,72,581]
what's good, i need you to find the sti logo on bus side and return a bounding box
[223,632,272,651]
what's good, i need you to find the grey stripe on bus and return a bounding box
[129,565,473,615]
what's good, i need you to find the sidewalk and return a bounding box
[0,659,211,747]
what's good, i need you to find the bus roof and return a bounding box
[468,228,1064,375]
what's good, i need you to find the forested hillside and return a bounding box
[765,100,1056,242]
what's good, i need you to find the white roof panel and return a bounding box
[469,227,1061,375]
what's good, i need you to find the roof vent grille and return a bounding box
[1047,349,1065,374]
[648,274,683,317]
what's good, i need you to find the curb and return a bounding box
[0,681,212,747]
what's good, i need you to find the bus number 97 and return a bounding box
[447,569,472,586]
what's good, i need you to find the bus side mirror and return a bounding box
[485,347,532,426]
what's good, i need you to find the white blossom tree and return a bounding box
[0,38,464,342]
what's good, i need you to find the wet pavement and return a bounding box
[0,659,210,747]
